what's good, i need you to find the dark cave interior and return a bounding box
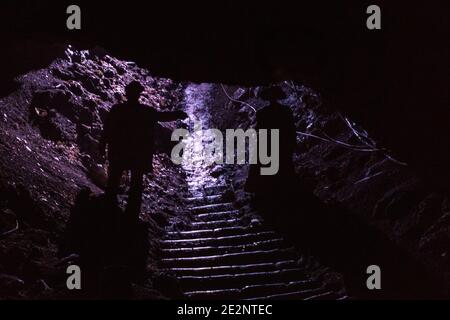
[0,1,449,300]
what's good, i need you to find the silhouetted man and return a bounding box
[100,81,187,219]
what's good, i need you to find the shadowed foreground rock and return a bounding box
[59,188,150,299]
[255,178,449,299]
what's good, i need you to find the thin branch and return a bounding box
[322,132,380,151]
[354,171,385,184]
[297,131,380,152]
[220,84,257,114]
[0,219,19,238]
[296,131,332,143]
[339,113,408,166]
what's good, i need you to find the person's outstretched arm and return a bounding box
[156,110,188,122]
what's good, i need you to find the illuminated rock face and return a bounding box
[204,82,450,298]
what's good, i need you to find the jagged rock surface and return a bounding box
[210,83,450,295]
[0,47,187,299]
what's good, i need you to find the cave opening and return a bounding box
[0,37,447,300]
[0,1,449,301]
[0,44,448,300]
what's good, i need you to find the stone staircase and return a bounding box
[160,83,347,300]
[160,183,348,300]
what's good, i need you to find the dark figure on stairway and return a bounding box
[245,85,298,227]
[100,81,188,219]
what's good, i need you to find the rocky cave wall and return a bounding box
[206,82,450,291]
[0,47,188,299]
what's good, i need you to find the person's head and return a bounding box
[125,81,145,102]
[260,85,286,103]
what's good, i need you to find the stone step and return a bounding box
[160,231,278,248]
[161,239,286,258]
[161,248,297,268]
[185,194,223,206]
[185,280,321,300]
[190,184,229,196]
[303,291,343,300]
[194,210,241,221]
[165,260,298,277]
[190,217,253,229]
[189,203,235,214]
[177,269,310,291]
[165,225,268,240]
[244,288,332,300]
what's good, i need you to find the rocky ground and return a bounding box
[0,46,189,299]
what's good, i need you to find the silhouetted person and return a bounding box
[257,86,297,178]
[100,81,187,219]
[245,86,297,226]
[59,188,151,299]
